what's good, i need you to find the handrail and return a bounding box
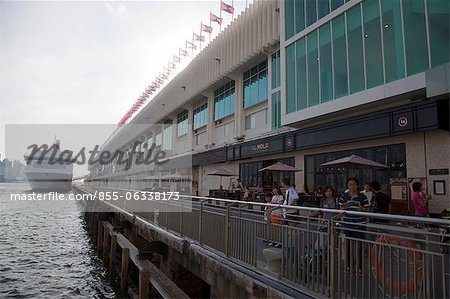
[78,184,450,299]
[88,185,450,226]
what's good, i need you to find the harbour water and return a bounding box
[0,183,115,298]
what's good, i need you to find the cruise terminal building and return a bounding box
[90,0,450,215]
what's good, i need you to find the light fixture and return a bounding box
[215,58,221,63]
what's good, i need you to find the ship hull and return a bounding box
[24,169,73,192]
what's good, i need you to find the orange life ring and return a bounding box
[370,235,423,295]
[270,214,282,225]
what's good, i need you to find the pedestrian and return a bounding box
[281,179,299,227]
[370,181,391,214]
[360,182,373,202]
[339,177,371,275]
[320,186,337,221]
[411,182,430,217]
[269,186,284,225]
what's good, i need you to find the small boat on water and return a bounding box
[23,139,73,192]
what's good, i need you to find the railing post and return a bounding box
[138,270,150,299]
[121,247,129,290]
[199,200,204,244]
[110,234,117,280]
[225,204,231,256]
[97,221,104,255]
[179,197,184,236]
[329,217,336,298]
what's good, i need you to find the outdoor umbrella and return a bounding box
[320,154,389,170]
[207,168,238,186]
[258,162,301,189]
[258,162,302,172]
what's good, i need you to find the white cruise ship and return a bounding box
[24,140,73,192]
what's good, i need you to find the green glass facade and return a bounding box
[284,0,450,114]
[272,91,281,129]
[214,81,235,121]
[381,0,405,83]
[332,14,348,98]
[428,0,450,68]
[319,23,332,102]
[271,51,281,130]
[285,0,346,40]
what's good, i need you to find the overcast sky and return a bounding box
[0,0,250,160]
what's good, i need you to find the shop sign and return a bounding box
[429,168,449,175]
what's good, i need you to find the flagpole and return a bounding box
[209,11,212,43]
[219,2,222,32]
[199,22,202,51]
[191,35,194,58]
[232,0,234,20]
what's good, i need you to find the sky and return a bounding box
[0,0,251,162]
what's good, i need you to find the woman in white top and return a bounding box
[269,186,284,224]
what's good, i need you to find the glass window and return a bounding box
[271,90,281,129]
[214,81,235,120]
[193,103,207,129]
[295,0,306,34]
[307,30,319,106]
[296,38,308,109]
[318,0,329,19]
[331,0,344,12]
[271,51,280,89]
[403,0,429,75]
[259,71,268,102]
[244,113,256,130]
[162,121,172,150]
[427,0,450,67]
[177,110,188,137]
[319,23,333,102]
[347,4,365,94]
[286,43,296,113]
[381,0,405,83]
[224,123,231,137]
[243,61,268,108]
[285,0,295,39]
[306,0,317,27]
[333,14,348,99]
[363,0,384,88]
[155,132,162,147]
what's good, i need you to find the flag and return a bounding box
[193,32,205,42]
[142,93,148,98]
[168,62,176,69]
[186,40,197,50]
[156,77,164,84]
[210,12,223,25]
[201,23,213,33]
[152,82,160,88]
[221,1,234,14]
[159,72,168,80]
[179,48,188,57]
[173,55,181,63]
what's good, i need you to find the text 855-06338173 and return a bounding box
[94,191,179,201]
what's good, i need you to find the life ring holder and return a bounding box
[370,234,423,296]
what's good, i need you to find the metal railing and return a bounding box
[83,185,450,298]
